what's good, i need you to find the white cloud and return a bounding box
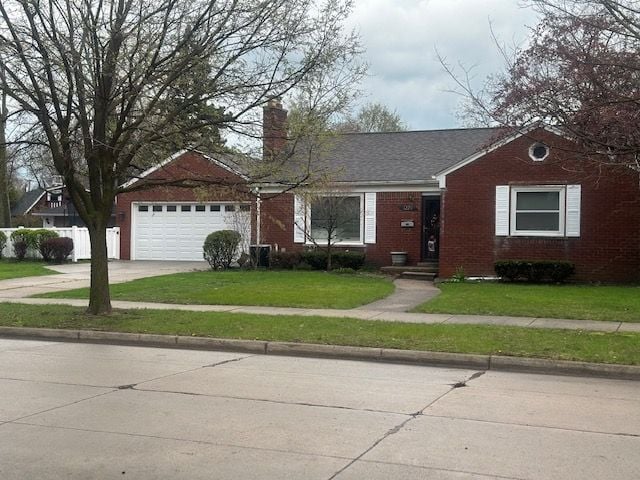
[348,0,538,129]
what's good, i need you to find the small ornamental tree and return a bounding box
[305,192,362,271]
[203,230,242,270]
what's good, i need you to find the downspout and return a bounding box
[255,188,261,245]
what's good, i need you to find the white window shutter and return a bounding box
[495,186,510,236]
[364,192,377,244]
[293,195,306,243]
[566,184,581,237]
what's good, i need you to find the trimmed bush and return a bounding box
[40,237,74,263]
[270,251,302,270]
[0,231,6,259]
[203,230,242,269]
[299,250,366,271]
[495,260,575,283]
[333,251,365,270]
[36,230,61,260]
[300,250,328,270]
[10,229,36,250]
[13,241,28,261]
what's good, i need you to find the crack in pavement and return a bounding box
[8,420,354,462]
[116,354,256,390]
[128,385,415,416]
[327,370,487,480]
[5,389,118,424]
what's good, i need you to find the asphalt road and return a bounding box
[0,338,638,479]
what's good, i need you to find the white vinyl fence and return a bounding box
[0,227,120,262]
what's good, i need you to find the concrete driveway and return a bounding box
[0,260,207,298]
[0,338,638,479]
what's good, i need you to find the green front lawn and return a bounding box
[416,282,640,322]
[0,260,57,280]
[1,303,638,365]
[39,270,394,309]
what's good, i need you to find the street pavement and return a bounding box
[0,338,638,479]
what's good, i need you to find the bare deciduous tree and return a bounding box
[0,0,364,314]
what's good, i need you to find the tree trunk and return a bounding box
[87,223,112,315]
[0,86,10,228]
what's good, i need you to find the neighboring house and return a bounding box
[11,183,117,228]
[115,101,640,282]
[10,187,46,227]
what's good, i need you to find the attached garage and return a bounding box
[131,202,250,261]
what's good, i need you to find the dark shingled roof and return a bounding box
[10,188,45,216]
[302,127,502,183]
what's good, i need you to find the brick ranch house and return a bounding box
[115,101,640,282]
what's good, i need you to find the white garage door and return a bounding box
[132,203,250,261]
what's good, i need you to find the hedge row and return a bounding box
[270,250,365,271]
[494,260,575,283]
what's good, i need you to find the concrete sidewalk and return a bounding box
[4,296,640,333]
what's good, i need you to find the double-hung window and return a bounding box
[496,184,581,237]
[511,186,564,236]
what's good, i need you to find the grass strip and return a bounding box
[415,282,640,322]
[0,260,57,280]
[1,303,638,365]
[36,270,394,309]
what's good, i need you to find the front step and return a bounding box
[417,261,439,268]
[380,266,439,279]
[398,271,436,281]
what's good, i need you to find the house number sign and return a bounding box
[399,203,416,211]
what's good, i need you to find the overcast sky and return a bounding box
[347,0,538,130]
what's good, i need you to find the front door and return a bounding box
[422,196,440,261]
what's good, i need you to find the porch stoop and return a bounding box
[380,261,439,281]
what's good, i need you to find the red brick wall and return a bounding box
[117,152,254,260]
[260,191,424,267]
[440,130,640,282]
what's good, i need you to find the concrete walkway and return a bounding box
[355,278,440,312]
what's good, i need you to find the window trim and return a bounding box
[510,186,565,237]
[305,193,365,246]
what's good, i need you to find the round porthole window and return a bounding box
[529,142,549,161]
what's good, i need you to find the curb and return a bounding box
[1,326,639,381]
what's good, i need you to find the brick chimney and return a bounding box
[262,98,288,161]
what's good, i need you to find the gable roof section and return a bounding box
[434,125,566,188]
[10,188,45,216]
[288,127,501,185]
[121,149,249,189]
